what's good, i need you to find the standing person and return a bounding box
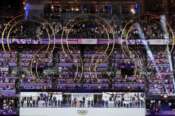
[36,96,40,107]
[30,97,33,107]
[32,99,36,107]
[26,97,29,107]
[53,97,57,107]
[21,98,24,107]
[82,97,85,107]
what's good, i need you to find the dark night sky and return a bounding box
[0,0,21,9]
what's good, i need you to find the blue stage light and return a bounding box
[24,2,31,20]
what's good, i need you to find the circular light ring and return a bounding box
[62,16,113,62]
[1,14,23,52]
[6,20,51,52]
[1,15,56,79]
[121,16,175,94]
[2,15,55,52]
[62,14,115,62]
[61,13,115,81]
[120,20,142,77]
[60,22,83,82]
[30,47,54,79]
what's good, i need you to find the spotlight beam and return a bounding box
[135,23,169,94]
[160,15,173,72]
[160,15,175,95]
[135,23,160,76]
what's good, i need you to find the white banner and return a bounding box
[80,39,97,44]
[20,108,145,116]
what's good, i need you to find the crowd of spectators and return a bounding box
[0,6,175,116]
[0,97,17,115]
[146,98,175,116]
[0,15,174,40]
[0,44,172,96]
[0,46,172,115]
[0,46,172,94]
[147,47,174,95]
[128,20,166,40]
